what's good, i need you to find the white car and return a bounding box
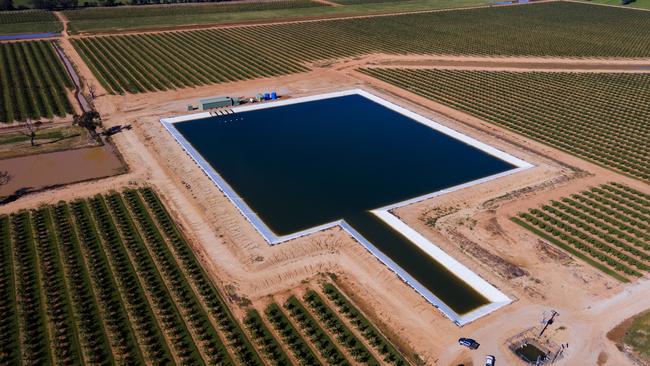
[485,355,495,366]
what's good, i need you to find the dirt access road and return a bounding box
[323,53,650,73]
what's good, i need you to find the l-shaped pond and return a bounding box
[163,90,532,324]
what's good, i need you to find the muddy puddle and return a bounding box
[0,145,124,198]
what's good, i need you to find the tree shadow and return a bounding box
[0,187,33,205]
[33,133,82,147]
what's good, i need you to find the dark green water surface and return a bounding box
[175,94,516,314]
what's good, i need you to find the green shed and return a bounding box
[200,96,239,110]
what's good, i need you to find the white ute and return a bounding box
[485,355,495,366]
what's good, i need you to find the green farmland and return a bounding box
[63,0,493,34]
[0,186,409,365]
[258,284,409,365]
[609,309,650,366]
[0,41,74,123]
[72,2,650,95]
[512,183,650,282]
[64,0,325,34]
[360,69,650,182]
[0,10,61,35]
[578,0,650,10]
[70,32,309,95]
[622,310,650,361]
[0,188,263,365]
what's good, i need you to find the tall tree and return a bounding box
[73,110,101,132]
[19,118,43,146]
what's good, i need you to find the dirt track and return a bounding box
[370,57,650,73]
[311,0,340,7]
[323,53,650,73]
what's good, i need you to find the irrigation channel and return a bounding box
[52,42,91,112]
[0,32,60,41]
[162,90,532,325]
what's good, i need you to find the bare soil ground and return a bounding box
[2,45,649,366]
[370,57,650,73]
[311,0,341,7]
[321,53,650,72]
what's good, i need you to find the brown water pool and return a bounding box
[0,145,124,198]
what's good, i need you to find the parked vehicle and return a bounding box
[458,338,480,349]
[485,355,495,366]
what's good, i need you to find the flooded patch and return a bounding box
[0,145,124,198]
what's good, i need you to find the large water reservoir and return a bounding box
[165,90,529,321]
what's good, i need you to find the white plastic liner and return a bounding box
[161,89,533,326]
